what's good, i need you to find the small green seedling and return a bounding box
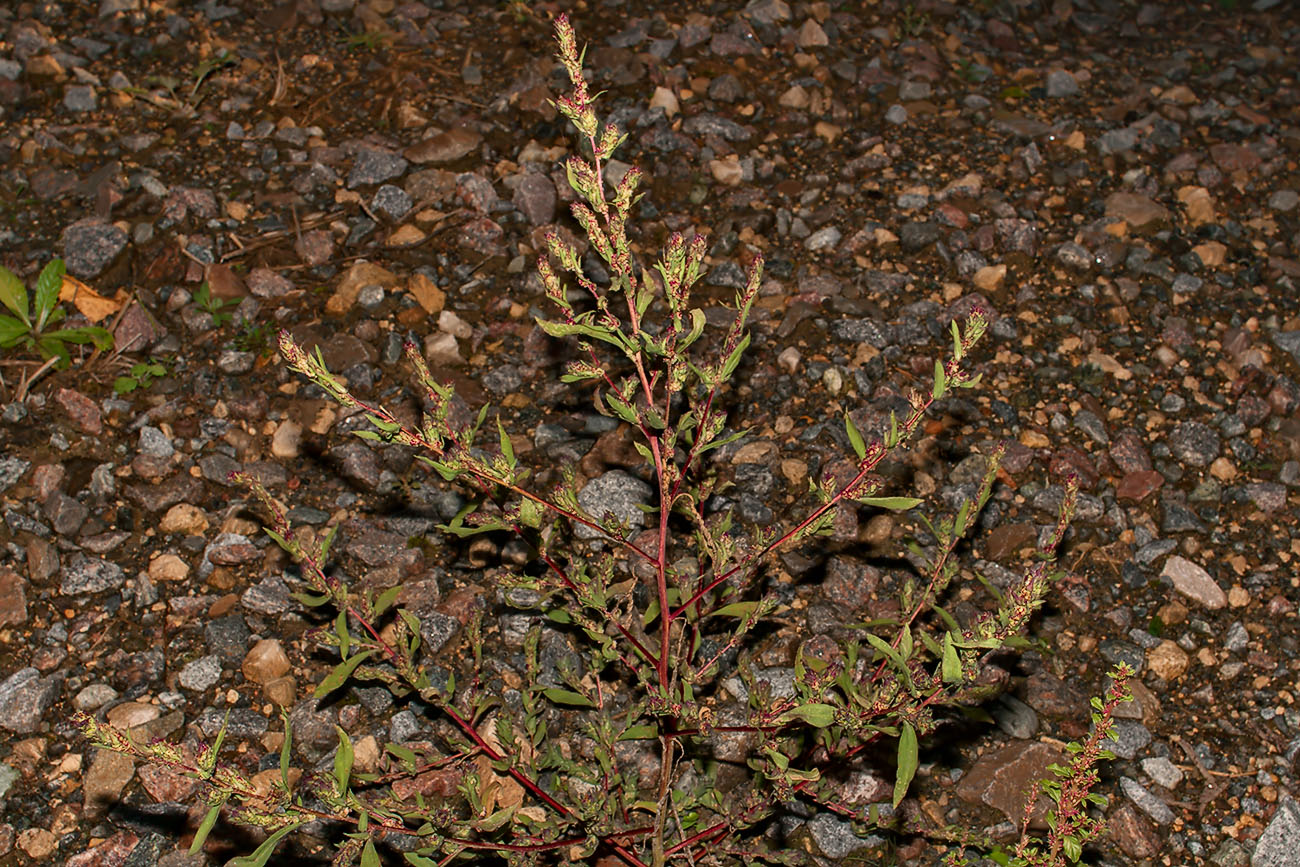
[0,259,113,367]
[192,280,236,328]
[113,358,169,395]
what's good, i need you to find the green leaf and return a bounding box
[710,601,760,618]
[941,633,963,683]
[1062,834,1081,863]
[335,609,351,658]
[844,413,866,461]
[864,633,903,668]
[228,823,300,867]
[189,800,226,854]
[333,726,355,794]
[279,711,293,792]
[775,703,837,728]
[719,332,750,381]
[542,687,595,707]
[374,585,402,617]
[319,524,339,560]
[314,650,375,698]
[361,839,381,867]
[604,391,641,425]
[933,358,947,399]
[682,307,707,348]
[0,315,29,347]
[497,418,515,466]
[892,722,918,807]
[34,259,65,330]
[619,724,658,740]
[0,266,29,324]
[855,496,923,511]
[113,376,140,395]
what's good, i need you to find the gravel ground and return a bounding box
[1,0,1299,865]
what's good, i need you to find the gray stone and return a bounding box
[1267,190,1298,213]
[1169,421,1220,467]
[1274,332,1300,368]
[372,184,413,220]
[806,813,873,858]
[1161,555,1227,609]
[138,426,174,458]
[0,667,60,733]
[576,470,652,540]
[1141,756,1184,789]
[512,172,556,226]
[1098,128,1139,155]
[61,219,128,277]
[347,148,408,188]
[60,553,125,595]
[804,226,841,252]
[178,655,223,692]
[992,694,1038,738]
[1045,69,1080,98]
[0,457,31,493]
[1121,777,1175,824]
[884,104,908,125]
[1103,719,1152,760]
[63,84,98,112]
[1252,797,1300,867]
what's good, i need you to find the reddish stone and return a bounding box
[1108,802,1161,858]
[64,830,140,867]
[1050,448,1099,489]
[1109,429,1152,473]
[0,569,27,627]
[1209,143,1261,172]
[957,741,1061,824]
[1117,470,1163,502]
[54,388,102,435]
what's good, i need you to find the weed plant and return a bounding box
[78,17,1127,867]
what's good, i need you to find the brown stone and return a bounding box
[956,741,1061,824]
[985,523,1037,561]
[0,568,27,627]
[1108,801,1161,858]
[53,388,102,435]
[1147,640,1190,680]
[1105,192,1170,230]
[82,749,135,819]
[1117,469,1163,502]
[405,127,482,165]
[243,639,291,685]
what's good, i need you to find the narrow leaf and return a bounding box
[542,687,595,708]
[710,601,760,618]
[941,633,963,683]
[892,722,918,807]
[279,712,293,792]
[34,259,65,330]
[333,726,355,795]
[497,418,515,466]
[189,801,226,854]
[775,703,837,728]
[228,823,300,867]
[855,496,923,511]
[845,413,867,461]
[314,650,375,698]
[361,840,381,867]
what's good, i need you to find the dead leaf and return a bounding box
[59,274,123,323]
